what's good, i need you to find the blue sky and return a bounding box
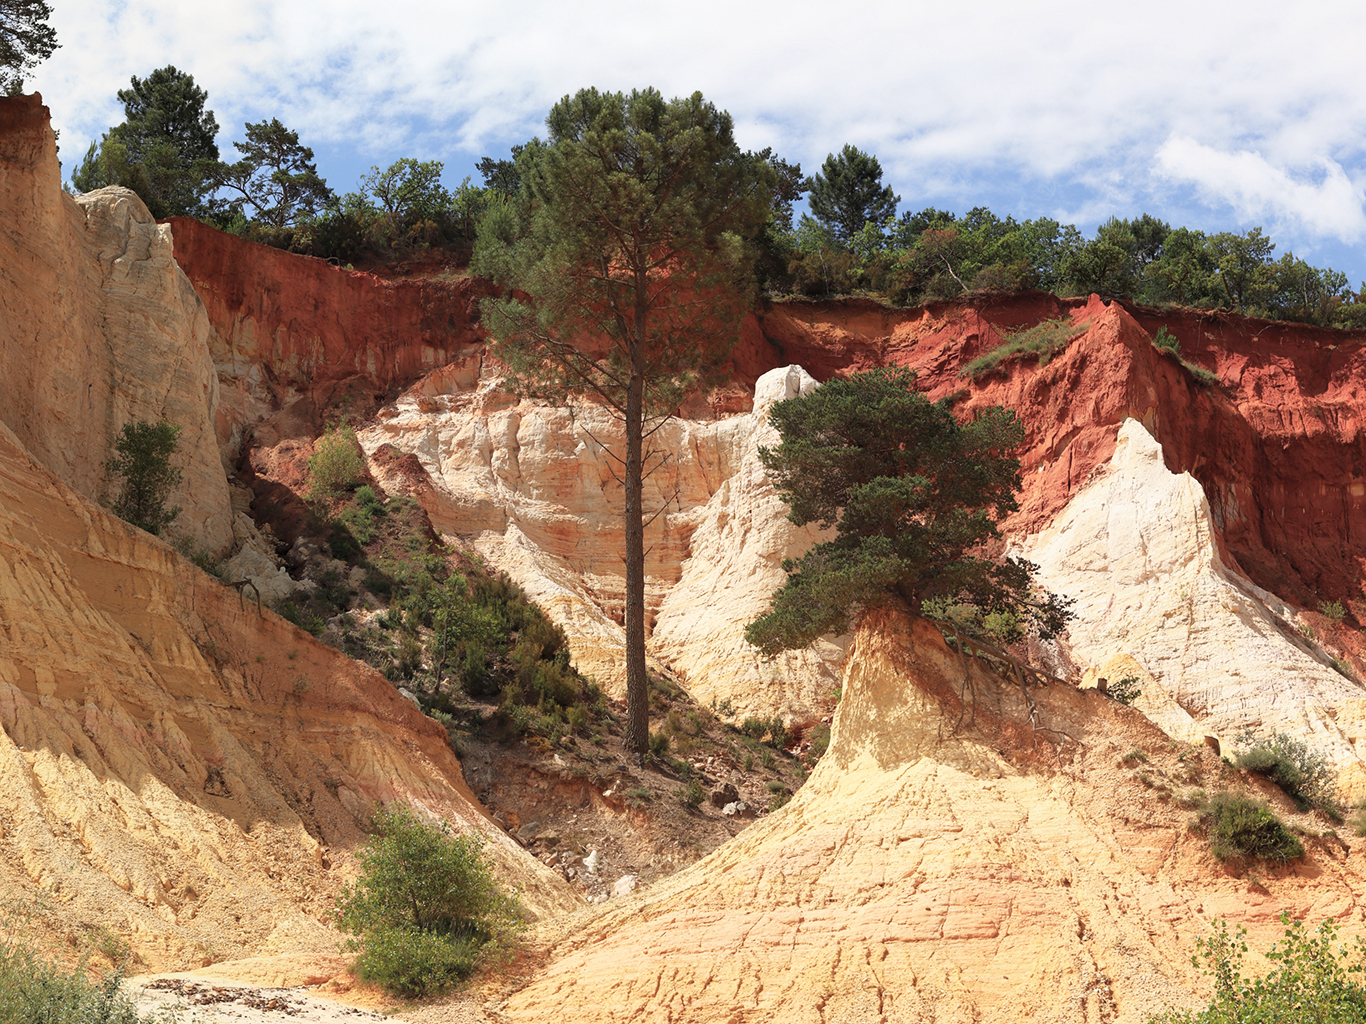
[28,0,1366,284]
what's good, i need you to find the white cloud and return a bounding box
[1154,137,1366,242]
[22,0,1366,265]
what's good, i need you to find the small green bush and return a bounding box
[1152,326,1180,354]
[1147,914,1366,1023]
[962,316,1090,377]
[1109,675,1142,706]
[333,804,520,998]
[351,925,483,999]
[1234,731,1338,812]
[308,425,365,498]
[0,934,147,1024]
[1200,791,1304,864]
[678,780,706,809]
[648,731,671,758]
[1319,599,1347,623]
[105,420,182,536]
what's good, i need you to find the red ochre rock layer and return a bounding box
[166,216,492,408]
[167,210,1366,610]
[754,293,1366,609]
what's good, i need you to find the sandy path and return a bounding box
[127,975,391,1023]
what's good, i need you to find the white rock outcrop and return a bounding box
[1024,418,1366,793]
[362,364,845,719]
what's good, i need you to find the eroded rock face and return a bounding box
[0,417,575,968]
[501,606,1366,1024]
[0,95,232,554]
[166,215,491,458]
[361,363,846,719]
[1023,418,1366,796]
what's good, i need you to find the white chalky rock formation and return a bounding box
[1024,418,1366,795]
[362,364,845,719]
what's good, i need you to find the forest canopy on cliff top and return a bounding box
[62,64,1366,330]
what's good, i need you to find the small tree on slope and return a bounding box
[745,367,1071,655]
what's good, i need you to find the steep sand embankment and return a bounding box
[0,411,575,970]
[496,606,1366,1024]
[0,96,576,974]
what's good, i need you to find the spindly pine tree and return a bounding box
[473,87,774,754]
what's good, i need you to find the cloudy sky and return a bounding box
[28,0,1366,283]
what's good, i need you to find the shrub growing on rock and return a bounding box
[334,804,520,998]
[1199,791,1303,865]
[0,929,146,1024]
[105,420,182,536]
[307,424,364,498]
[1148,914,1366,1023]
[1233,731,1338,813]
[746,366,1072,655]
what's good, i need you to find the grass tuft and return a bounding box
[962,316,1091,377]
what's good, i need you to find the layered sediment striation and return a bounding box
[0,414,574,968]
[167,216,491,456]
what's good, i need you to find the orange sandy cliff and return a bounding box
[11,89,1366,1022]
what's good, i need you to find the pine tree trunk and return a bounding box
[622,330,649,756]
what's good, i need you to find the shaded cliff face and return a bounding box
[501,605,1366,1024]
[0,95,233,554]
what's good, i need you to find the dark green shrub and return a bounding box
[1152,326,1180,354]
[351,925,482,998]
[648,731,671,758]
[333,804,520,998]
[1234,732,1338,812]
[276,600,325,637]
[1109,675,1142,706]
[460,643,497,697]
[806,723,831,762]
[105,420,182,536]
[1200,791,1304,864]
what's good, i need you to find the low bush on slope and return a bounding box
[334,804,521,997]
[1197,791,1304,865]
[1233,731,1341,816]
[0,936,147,1024]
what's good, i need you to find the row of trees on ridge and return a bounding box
[61,65,1366,329]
